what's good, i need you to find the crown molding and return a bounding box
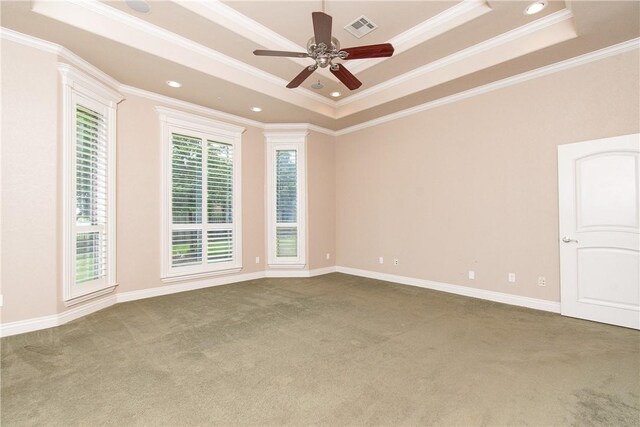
[346,0,492,75]
[122,85,337,136]
[335,38,640,136]
[173,0,491,78]
[30,0,336,115]
[336,8,576,111]
[3,26,637,138]
[0,26,120,90]
[23,1,578,119]
[174,0,319,73]
[121,85,265,130]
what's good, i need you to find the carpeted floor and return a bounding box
[1,273,639,426]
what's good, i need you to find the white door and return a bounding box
[558,133,640,329]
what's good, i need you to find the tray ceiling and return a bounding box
[1,1,638,130]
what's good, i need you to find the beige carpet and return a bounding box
[2,273,639,426]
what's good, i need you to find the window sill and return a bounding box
[161,267,243,283]
[64,284,118,307]
[267,263,306,269]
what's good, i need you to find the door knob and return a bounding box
[562,236,578,243]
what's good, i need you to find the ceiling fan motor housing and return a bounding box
[307,36,347,68]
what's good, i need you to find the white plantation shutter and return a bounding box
[275,150,298,257]
[265,132,306,268]
[159,108,243,280]
[75,104,108,285]
[206,141,234,263]
[62,64,120,302]
[171,133,203,266]
[169,131,236,272]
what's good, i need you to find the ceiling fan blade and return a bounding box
[312,11,332,47]
[330,64,362,90]
[341,43,395,60]
[287,66,317,88]
[253,50,310,58]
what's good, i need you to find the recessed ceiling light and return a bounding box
[166,80,182,88]
[251,107,262,112]
[330,91,341,97]
[524,1,547,15]
[125,0,150,14]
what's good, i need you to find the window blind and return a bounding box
[275,150,297,257]
[75,105,108,284]
[171,134,234,269]
[207,141,233,264]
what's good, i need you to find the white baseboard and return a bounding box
[265,266,337,278]
[0,294,118,338]
[2,265,556,337]
[0,268,337,337]
[116,271,266,303]
[336,266,561,313]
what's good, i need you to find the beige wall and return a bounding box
[336,50,640,302]
[2,37,637,326]
[0,40,336,325]
[115,95,267,294]
[1,40,60,323]
[307,131,336,270]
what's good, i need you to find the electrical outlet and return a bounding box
[255,256,260,264]
[379,257,384,264]
[326,253,330,260]
[468,270,475,280]
[393,258,399,266]
[537,276,546,287]
[508,273,516,283]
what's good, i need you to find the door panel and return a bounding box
[558,133,640,329]
[577,247,639,309]
[577,153,639,230]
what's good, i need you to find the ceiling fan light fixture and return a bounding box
[524,1,547,15]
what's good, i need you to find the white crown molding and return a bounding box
[17,1,578,119]
[173,0,321,73]
[120,85,265,129]
[30,0,336,116]
[3,26,637,137]
[156,106,246,136]
[346,0,492,75]
[0,26,120,90]
[335,266,561,313]
[336,8,576,111]
[0,30,332,134]
[173,0,491,78]
[335,37,640,136]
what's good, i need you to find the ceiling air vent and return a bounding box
[344,15,377,39]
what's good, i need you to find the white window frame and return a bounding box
[265,131,307,268]
[60,64,122,304]
[158,107,244,282]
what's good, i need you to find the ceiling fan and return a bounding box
[253,12,394,90]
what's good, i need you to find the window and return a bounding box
[158,107,244,281]
[265,131,307,268]
[60,65,121,303]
